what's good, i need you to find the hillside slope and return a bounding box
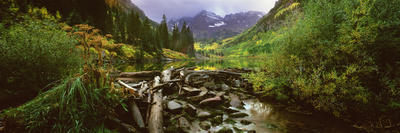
[222,0,302,57]
[28,0,158,34]
[194,0,302,58]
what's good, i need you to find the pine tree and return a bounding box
[114,9,121,43]
[155,28,162,52]
[127,10,142,45]
[186,27,195,57]
[171,23,180,50]
[119,11,127,43]
[142,17,152,53]
[178,22,188,51]
[104,8,114,35]
[159,14,170,49]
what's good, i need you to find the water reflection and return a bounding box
[115,59,265,72]
[241,99,363,133]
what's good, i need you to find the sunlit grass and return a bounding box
[163,48,190,59]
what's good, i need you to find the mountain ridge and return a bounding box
[168,10,265,39]
[106,0,158,26]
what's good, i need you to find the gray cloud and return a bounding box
[131,0,278,22]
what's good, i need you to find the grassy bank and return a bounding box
[163,48,192,59]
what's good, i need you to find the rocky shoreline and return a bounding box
[163,79,257,132]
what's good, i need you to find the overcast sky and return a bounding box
[131,0,278,22]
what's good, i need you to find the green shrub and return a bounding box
[246,0,400,130]
[0,17,82,92]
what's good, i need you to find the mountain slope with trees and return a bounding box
[196,0,302,58]
[10,0,195,58]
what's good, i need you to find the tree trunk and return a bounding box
[128,100,145,129]
[148,76,164,133]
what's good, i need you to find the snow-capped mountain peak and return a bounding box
[167,10,265,39]
[198,10,223,23]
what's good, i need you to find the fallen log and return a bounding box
[126,82,142,88]
[184,73,208,85]
[138,81,149,98]
[222,68,254,73]
[151,83,169,92]
[165,78,183,83]
[182,70,244,85]
[119,71,161,77]
[148,76,164,133]
[182,70,243,77]
[151,79,183,92]
[185,66,198,70]
[162,68,174,82]
[110,118,138,133]
[117,71,161,81]
[118,80,137,91]
[172,67,197,78]
[128,100,145,129]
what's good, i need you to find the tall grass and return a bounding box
[2,73,124,132]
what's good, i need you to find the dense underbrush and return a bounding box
[0,7,83,108]
[245,0,400,132]
[0,9,127,131]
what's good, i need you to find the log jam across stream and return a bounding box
[113,62,363,133]
[115,66,254,132]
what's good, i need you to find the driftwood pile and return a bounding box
[114,67,253,132]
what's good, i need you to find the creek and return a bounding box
[116,59,363,133]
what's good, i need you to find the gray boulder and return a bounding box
[197,109,212,119]
[187,87,208,102]
[234,80,241,88]
[210,84,221,90]
[182,86,202,96]
[199,121,211,130]
[175,117,191,132]
[204,81,215,89]
[211,115,223,126]
[200,95,224,107]
[221,84,230,91]
[167,100,183,114]
[229,93,242,108]
[185,103,197,116]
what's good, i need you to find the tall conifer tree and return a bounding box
[159,14,169,49]
[171,23,180,50]
[142,17,152,52]
[127,11,143,46]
